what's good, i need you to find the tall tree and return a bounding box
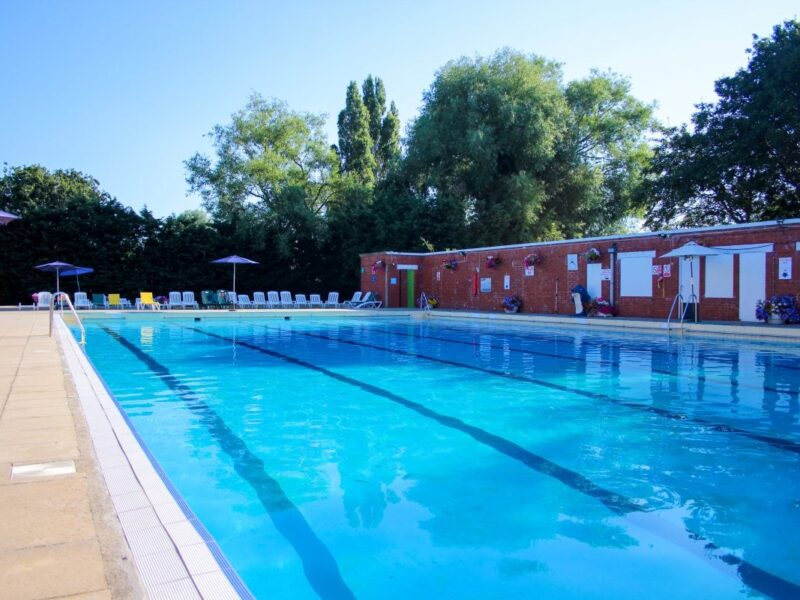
[645,20,800,227]
[336,82,376,184]
[402,50,655,246]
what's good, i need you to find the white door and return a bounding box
[738,253,766,322]
[586,263,602,299]
[679,256,701,302]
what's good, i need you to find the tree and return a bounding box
[402,50,655,247]
[337,76,400,183]
[645,20,800,228]
[336,82,376,184]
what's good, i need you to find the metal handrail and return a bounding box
[419,292,431,312]
[666,293,684,329]
[50,292,86,345]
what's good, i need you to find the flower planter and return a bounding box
[768,314,784,325]
[504,307,519,314]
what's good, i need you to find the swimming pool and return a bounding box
[73,314,800,599]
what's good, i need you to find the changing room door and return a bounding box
[406,271,415,308]
[738,253,766,322]
[586,263,602,299]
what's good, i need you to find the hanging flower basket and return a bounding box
[585,248,602,263]
[371,259,386,275]
[524,253,543,267]
[486,255,502,269]
[442,258,458,270]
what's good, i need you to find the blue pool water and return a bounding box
[73,315,800,599]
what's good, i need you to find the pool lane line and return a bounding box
[98,326,357,600]
[181,325,644,516]
[185,323,800,600]
[352,321,790,396]
[289,327,800,457]
[427,320,800,374]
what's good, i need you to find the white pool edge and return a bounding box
[56,315,254,600]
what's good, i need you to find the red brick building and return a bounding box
[360,219,800,322]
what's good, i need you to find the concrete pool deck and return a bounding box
[0,311,141,600]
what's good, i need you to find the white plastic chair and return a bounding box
[294,294,309,308]
[237,294,254,308]
[267,291,280,308]
[324,292,339,308]
[36,292,52,310]
[280,291,294,308]
[74,292,93,310]
[182,291,199,309]
[226,291,238,307]
[166,291,183,309]
[342,291,363,308]
[353,292,383,309]
[309,294,323,308]
[253,291,268,308]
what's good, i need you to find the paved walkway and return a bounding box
[0,312,141,600]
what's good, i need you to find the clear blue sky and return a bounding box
[2,1,797,216]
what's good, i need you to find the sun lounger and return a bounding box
[166,291,184,309]
[294,293,309,308]
[324,292,339,308]
[138,292,160,310]
[36,292,52,310]
[341,291,363,308]
[253,291,268,308]
[353,291,383,309]
[74,292,93,309]
[182,291,198,309]
[267,291,280,308]
[309,294,323,308]
[280,291,294,308]
[92,294,108,309]
[237,294,254,308]
[201,290,219,309]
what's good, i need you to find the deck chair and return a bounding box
[353,292,383,309]
[36,292,52,310]
[138,292,160,310]
[74,292,93,309]
[342,291,363,308]
[324,292,339,308]
[280,291,294,308]
[108,293,122,309]
[201,290,218,309]
[166,291,183,309]
[309,294,323,308]
[294,293,309,308]
[266,291,280,308]
[252,291,268,308]
[217,290,232,308]
[119,297,133,309]
[182,291,199,309]
[237,294,254,308]
[92,294,108,309]
[226,291,238,307]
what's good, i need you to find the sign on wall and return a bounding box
[480,278,491,293]
[371,275,377,283]
[567,254,578,271]
[390,277,397,285]
[779,257,792,280]
[600,268,611,281]
[662,264,672,278]
[652,265,662,275]
[524,266,534,277]
[436,271,441,281]
[503,274,510,290]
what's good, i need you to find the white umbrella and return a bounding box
[660,242,723,316]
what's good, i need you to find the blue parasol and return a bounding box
[61,266,94,292]
[34,261,76,297]
[211,255,258,297]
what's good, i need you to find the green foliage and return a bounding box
[402,50,655,247]
[336,82,376,184]
[644,20,800,227]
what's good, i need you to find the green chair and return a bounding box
[92,293,108,309]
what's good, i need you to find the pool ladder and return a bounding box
[49,292,86,345]
[419,292,432,312]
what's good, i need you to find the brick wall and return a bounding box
[360,222,800,321]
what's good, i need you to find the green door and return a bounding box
[406,271,415,308]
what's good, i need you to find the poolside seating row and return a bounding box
[32,290,382,310]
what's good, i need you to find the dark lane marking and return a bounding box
[99,326,356,600]
[358,321,789,396]
[183,325,643,515]
[294,328,800,457]
[189,323,800,600]
[430,320,800,374]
